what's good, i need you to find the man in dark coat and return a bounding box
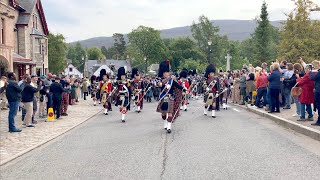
[50,77,66,119]
[6,72,22,133]
[309,62,320,126]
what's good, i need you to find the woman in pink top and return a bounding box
[254,69,268,108]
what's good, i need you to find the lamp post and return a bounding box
[208,40,212,64]
[41,39,46,75]
[144,57,147,74]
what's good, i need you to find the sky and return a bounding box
[42,0,320,42]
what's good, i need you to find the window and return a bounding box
[69,68,73,72]
[33,15,38,29]
[34,38,41,53]
[0,18,5,44]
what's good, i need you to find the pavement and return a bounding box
[233,103,320,141]
[0,100,102,165]
[1,99,320,180]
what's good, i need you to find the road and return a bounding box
[1,99,320,180]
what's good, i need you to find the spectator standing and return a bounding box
[82,78,89,100]
[297,65,315,121]
[0,76,8,110]
[21,77,41,127]
[6,72,22,133]
[246,71,255,106]
[239,69,247,105]
[309,61,320,126]
[231,72,241,104]
[282,63,296,109]
[18,74,29,121]
[280,60,288,107]
[292,63,305,117]
[71,80,78,105]
[255,69,268,108]
[38,75,48,118]
[31,75,39,124]
[50,77,66,119]
[60,76,69,116]
[267,63,281,113]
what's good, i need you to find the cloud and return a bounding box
[41,0,320,42]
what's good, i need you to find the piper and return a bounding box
[156,60,185,134]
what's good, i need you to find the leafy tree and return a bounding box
[113,33,126,59]
[67,42,86,71]
[128,26,167,73]
[178,59,206,74]
[87,47,105,61]
[48,33,67,74]
[279,0,320,62]
[101,46,108,58]
[191,15,224,65]
[125,44,144,69]
[165,37,206,71]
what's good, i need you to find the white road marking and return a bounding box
[232,108,241,112]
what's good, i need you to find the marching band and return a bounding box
[88,61,233,133]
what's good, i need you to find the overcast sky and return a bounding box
[42,0,320,42]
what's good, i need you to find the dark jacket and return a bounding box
[6,80,22,102]
[283,74,297,90]
[309,70,320,93]
[267,69,281,90]
[50,82,66,100]
[21,84,40,102]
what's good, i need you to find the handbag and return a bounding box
[291,82,302,97]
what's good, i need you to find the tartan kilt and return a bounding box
[204,93,216,106]
[156,98,174,114]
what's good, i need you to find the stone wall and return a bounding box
[0,0,18,71]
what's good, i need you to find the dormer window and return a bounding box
[33,14,38,29]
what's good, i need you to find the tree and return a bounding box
[165,37,206,71]
[113,33,126,60]
[101,46,108,58]
[191,15,224,66]
[48,33,67,74]
[251,1,279,65]
[87,47,105,61]
[128,26,167,73]
[66,42,86,71]
[279,0,320,62]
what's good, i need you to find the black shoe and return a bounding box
[26,125,35,128]
[283,107,291,110]
[104,113,108,115]
[32,120,38,124]
[167,129,171,134]
[275,111,280,113]
[9,129,22,133]
[212,116,216,118]
[122,120,125,123]
[311,123,320,126]
[164,128,167,130]
[268,111,275,113]
[297,118,306,121]
[184,109,187,112]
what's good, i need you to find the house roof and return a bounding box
[93,65,114,76]
[16,0,49,35]
[13,53,35,65]
[87,59,132,72]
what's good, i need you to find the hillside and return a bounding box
[71,20,283,48]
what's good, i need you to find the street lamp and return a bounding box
[144,57,147,74]
[41,38,46,75]
[207,40,212,64]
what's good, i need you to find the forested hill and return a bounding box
[71,20,283,48]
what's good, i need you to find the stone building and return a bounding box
[0,0,19,76]
[0,0,48,79]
